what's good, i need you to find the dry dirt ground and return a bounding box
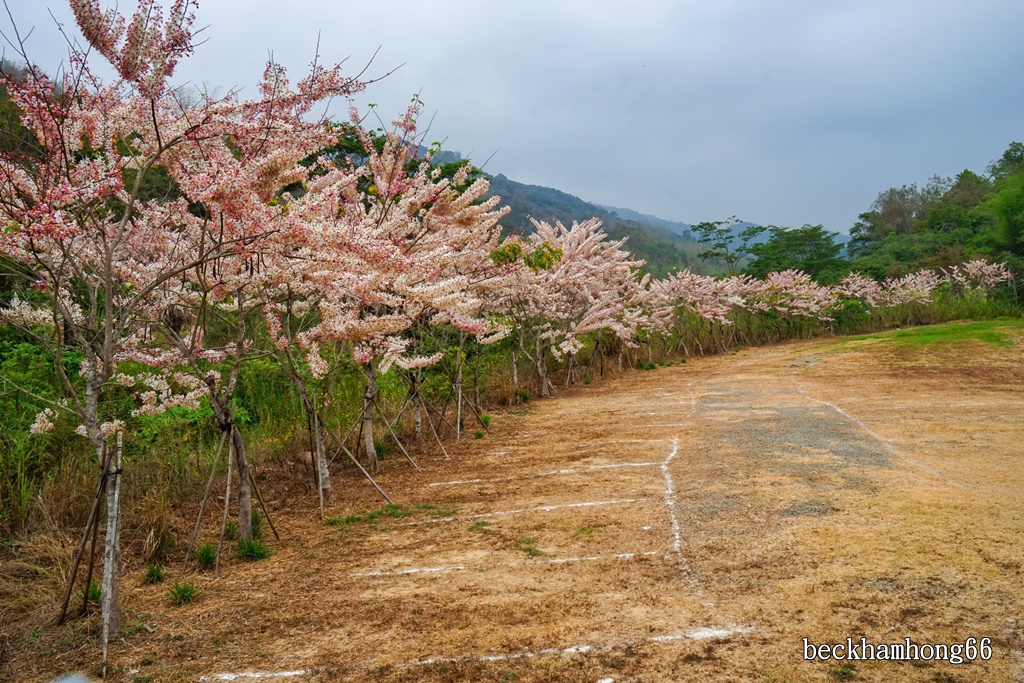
[5,322,1024,682]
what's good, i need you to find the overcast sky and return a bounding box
[4,0,1023,233]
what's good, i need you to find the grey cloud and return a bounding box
[5,0,1023,231]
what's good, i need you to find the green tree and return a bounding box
[986,174,1024,256]
[693,216,764,273]
[744,225,848,283]
[988,141,1024,180]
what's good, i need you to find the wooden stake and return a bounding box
[57,443,109,625]
[320,421,394,504]
[248,469,279,540]
[372,399,421,471]
[421,398,450,459]
[181,430,228,578]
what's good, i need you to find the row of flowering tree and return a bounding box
[0,0,1017,661]
[642,260,1012,361]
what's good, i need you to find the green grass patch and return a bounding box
[75,579,100,606]
[142,563,164,585]
[236,538,271,561]
[250,509,264,540]
[841,319,1023,348]
[194,541,216,569]
[468,520,493,533]
[327,503,460,530]
[517,536,545,557]
[417,503,459,518]
[168,580,199,606]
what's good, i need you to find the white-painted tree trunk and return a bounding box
[101,431,123,674]
[362,363,379,472]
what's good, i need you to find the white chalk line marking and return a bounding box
[199,671,309,682]
[353,551,661,577]
[798,388,977,491]
[427,462,660,487]
[805,395,895,452]
[399,498,653,525]
[399,626,755,668]
[659,440,684,565]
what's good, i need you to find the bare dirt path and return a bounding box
[8,324,1024,682]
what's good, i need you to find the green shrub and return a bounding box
[224,519,238,541]
[195,541,216,569]
[168,580,199,606]
[236,538,271,561]
[75,579,101,606]
[250,509,264,540]
[480,414,492,428]
[142,563,164,585]
[473,430,484,439]
[518,390,530,403]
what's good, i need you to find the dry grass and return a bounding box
[2,322,1023,682]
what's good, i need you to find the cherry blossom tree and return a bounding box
[282,107,510,470]
[495,218,647,396]
[0,0,364,631]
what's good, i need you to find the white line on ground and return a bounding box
[400,626,755,667]
[426,462,661,487]
[660,439,684,561]
[399,498,653,525]
[799,388,975,491]
[803,394,895,451]
[353,551,661,577]
[199,671,310,681]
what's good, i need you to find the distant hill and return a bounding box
[484,174,613,233]
[598,205,694,240]
[482,174,715,277]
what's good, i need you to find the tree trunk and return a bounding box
[231,425,253,541]
[455,334,464,438]
[511,352,519,393]
[473,362,481,416]
[101,431,123,671]
[294,377,331,501]
[312,409,330,503]
[411,375,423,446]
[362,363,379,473]
[535,336,551,398]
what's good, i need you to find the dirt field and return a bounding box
[5,321,1024,682]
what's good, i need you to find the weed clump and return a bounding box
[75,579,100,606]
[142,563,164,585]
[168,580,199,606]
[250,509,264,539]
[236,538,271,561]
[194,542,216,569]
